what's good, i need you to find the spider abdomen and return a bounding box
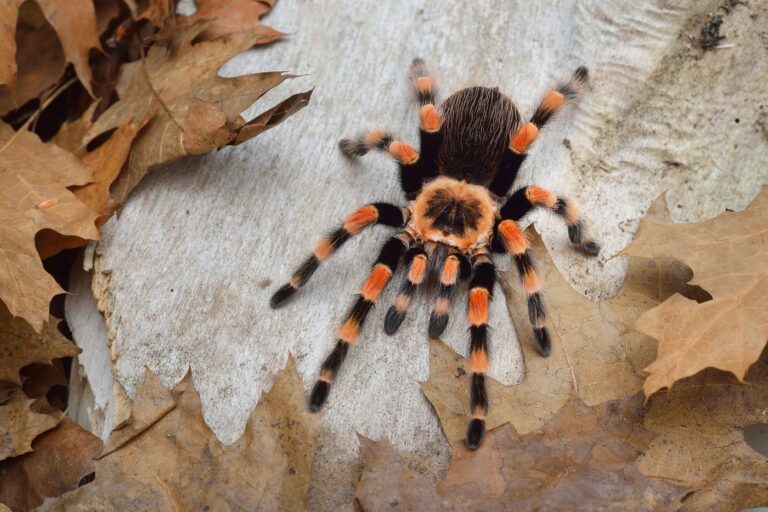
[438,86,520,186]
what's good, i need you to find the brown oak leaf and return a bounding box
[0,0,100,97]
[0,1,66,116]
[0,122,99,331]
[360,357,768,511]
[0,391,60,461]
[0,303,79,386]
[37,119,146,259]
[0,418,102,512]
[43,357,321,511]
[83,20,310,203]
[626,189,768,395]
[179,0,285,43]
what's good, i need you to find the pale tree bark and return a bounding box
[66,0,768,509]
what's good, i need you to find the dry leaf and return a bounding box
[638,361,768,510]
[422,227,705,443]
[357,394,691,512]
[0,0,24,93]
[0,121,99,331]
[179,0,285,43]
[0,304,79,385]
[0,0,100,97]
[0,2,66,116]
[37,119,146,259]
[0,391,60,461]
[0,418,102,512]
[34,0,101,96]
[361,354,768,512]
[125,0,174,28]
[99,368,177,457]
[627,189,768,395]
[44,357,321,511]
[83,21,309,203]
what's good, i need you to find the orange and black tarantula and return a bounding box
[271,59,599,449]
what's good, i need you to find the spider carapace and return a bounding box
[271,59,600,450]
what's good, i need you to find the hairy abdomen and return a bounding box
[438,86,520,186]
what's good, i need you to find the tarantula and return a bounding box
[270,59,599,449]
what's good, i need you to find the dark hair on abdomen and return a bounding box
[438,87,520,186]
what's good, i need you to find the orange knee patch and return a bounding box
[509,122,539,154]
[541,90,566,113]
[415,76,433,95]
[440,256,460,286]
[563,200,580,226]
[395,293,411,312]
[419,104,440,132]
[320,368,334,382]
[364,130,386,148]
[523,269,540,294]
[498,220,528,255]
[468,288,489,326]
[408,254,428,284]
[389,141,418,165]
[313,237,334,261]
[434,297,450,315]
[472,404,487,418]
[361,264,392,301]
[469,348,488,374]
[343,205,379,234]
[337,318,360,343]
[526,186,557,209]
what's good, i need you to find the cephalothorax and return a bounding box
[271,60,599,449]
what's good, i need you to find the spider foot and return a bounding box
[384,306,406,335]
[465,418,486,450]
[428,311,449,338]
[270,284,296,309]
[308,381,330,412]
[533,327,552,357]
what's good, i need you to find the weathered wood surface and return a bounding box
[67,0,768,508]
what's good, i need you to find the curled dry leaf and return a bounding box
[0,391,60,461]
[82,20,310,204]
[44,357,321,511]
[0,304,79,386]
[0,121,99,331]
[0,418,102,512]
[179,0,285,43]
[422,227,706,443]
[627,189,768,396]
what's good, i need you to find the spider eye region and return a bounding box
[425,193,481,236]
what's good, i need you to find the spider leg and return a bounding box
[465,252,495,450]
[496,219,552,356]
[488,67,589,197]
[309,233,409,410]
[384,246,427,335]
[500,186,600,255]
[270,203,405,308]
[427,253,465,338]
[337,59,442,199]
